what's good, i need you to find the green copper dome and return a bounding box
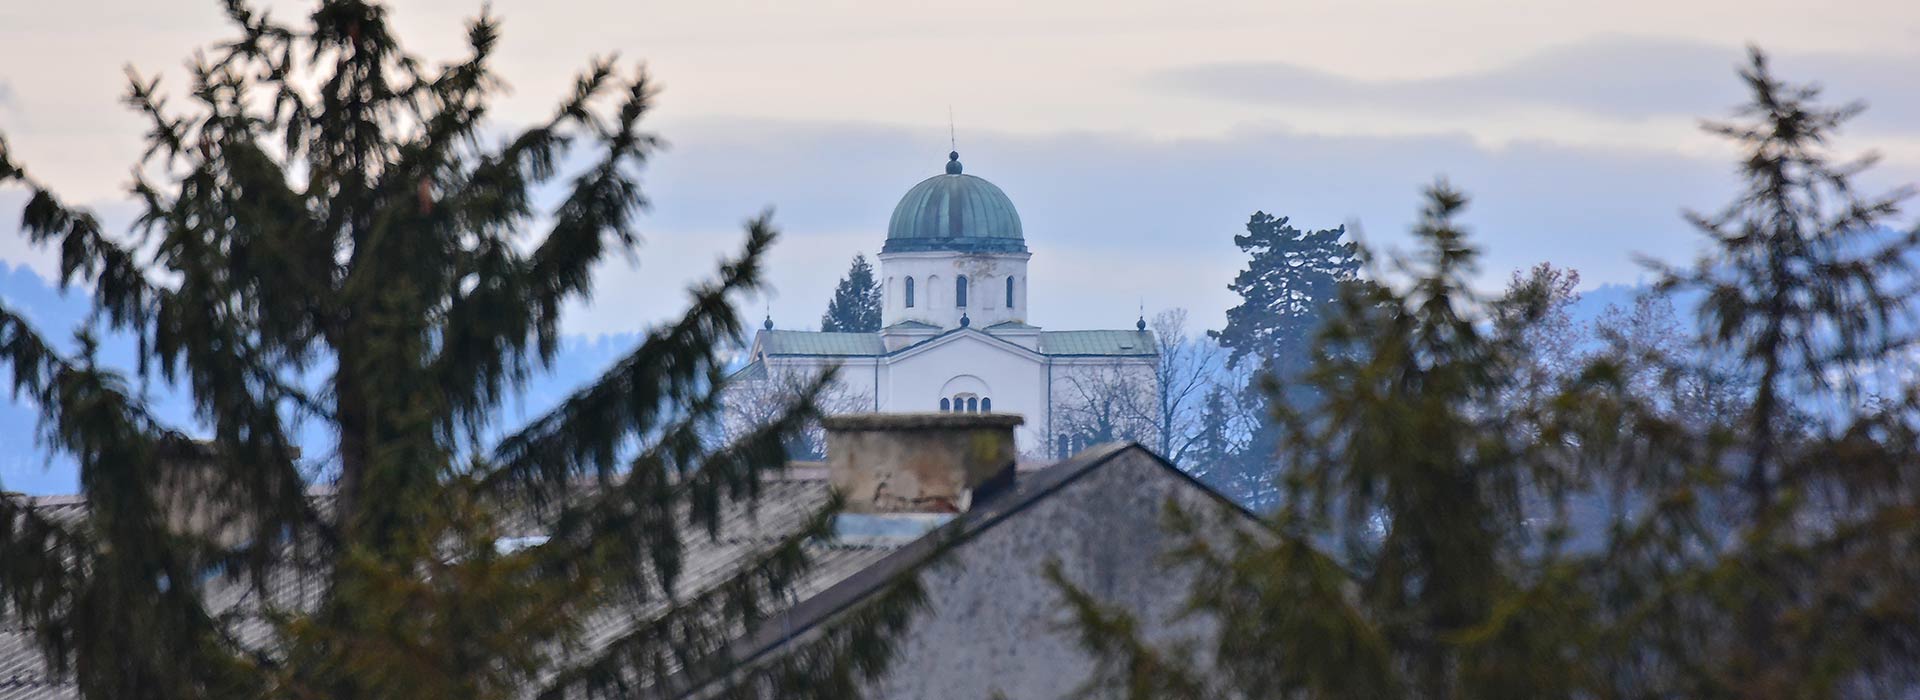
[883,152,1026,254]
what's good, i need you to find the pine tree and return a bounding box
[820,254,881,332]
[1619,47,1920,696]
[1058,181,1584,698]
[1213,213,1360,373]
[1209,213,1360,506]
[0,2,919,698]
[1184,386,1237,491]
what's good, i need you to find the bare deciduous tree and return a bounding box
[1149,309,1225,466]
[1047,362,1159,459]
[720,366,872,459]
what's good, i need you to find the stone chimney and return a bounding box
[821,413,1023,514]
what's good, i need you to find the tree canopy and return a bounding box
[0,2,916,698]
[1213,213,1360,373]
[1203,213,1360,507]
[1055,48,1920,699]
[820,254,882,333]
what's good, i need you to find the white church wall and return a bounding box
[878,251,1030,330]
[881,334,1051,451]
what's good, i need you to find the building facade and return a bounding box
[734,151,1159,456]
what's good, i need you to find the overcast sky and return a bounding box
[3,0,1919,337]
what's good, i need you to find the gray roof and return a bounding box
[695,444,1255,691]
[883,152,1026,255]
[754,329,1156,358]
[3,445,1248,699]
[0,472,905,699]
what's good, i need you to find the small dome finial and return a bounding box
[960,312,971,328]
[946,151,963,175]
[763,314,774,331]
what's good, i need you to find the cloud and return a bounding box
[0,81,12,107]
[8,113,1913,343]
[568,114,1889,336]
[1152,36,1920,136]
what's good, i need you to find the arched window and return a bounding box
[955,276,968,308]
[1005,276,1015,308]
[904,277,916,308]
[966,397,978,412]
[939,397,950,411]
[981,397,991,412]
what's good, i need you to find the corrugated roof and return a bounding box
[757,331,887,356]
[1037,330,1157,356]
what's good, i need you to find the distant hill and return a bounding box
[0,261,647,495]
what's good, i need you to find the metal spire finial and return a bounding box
[944,107,966,174]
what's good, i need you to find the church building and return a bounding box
[735,151,1159,456]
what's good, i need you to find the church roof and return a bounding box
[728,359,768,382]
[752,328,1155,358]
[1035,330,1156,356]
[757,330,888,356]
[883,152,1026,255]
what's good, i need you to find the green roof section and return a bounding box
[1037,330,1156,356]
[758,330,888,356]
[728,360,768,381]
[883,320,940,331]
[883,152,1026,254]
[753,329,1156,358]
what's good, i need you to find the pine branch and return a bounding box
[482,217,776,498]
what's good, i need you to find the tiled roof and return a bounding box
[982,320,1038,330]
[757,331,888,357]
[0,471,905,699]
[1037,330,1156,356]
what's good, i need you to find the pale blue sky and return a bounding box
[2,0,1918,336]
